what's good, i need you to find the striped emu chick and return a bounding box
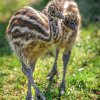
[6,3,64,100]
[43,0,81,95]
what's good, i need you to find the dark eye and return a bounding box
[71,19,73,22]
[71,22,75,25]
[52,10,55,14]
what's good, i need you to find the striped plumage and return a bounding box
[42,0,81,94]
[7,8,49,69]
[7,5,63,65]
[43,0,81,47]
[6,3,64,100]
[6,0,81,99]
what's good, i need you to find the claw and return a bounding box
[60,82,66,95]
[46,69,59,81]
[60,87,65,95]
[46,72,53,80]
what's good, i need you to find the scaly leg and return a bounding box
[47,49,59,81]
[26,61,37,99]
[60,50,71,95]
[22,62,46,100]
[22,62,35,100]
[26,80,34,100]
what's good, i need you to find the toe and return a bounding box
[46,72,53,80]
[60,88,65,95]
[36,93,46,100]
[35,89,46,100]
[26,96,34,100]
[60,83,66,95]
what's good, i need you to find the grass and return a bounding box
[0,1,100,99]
[0,22,100,100]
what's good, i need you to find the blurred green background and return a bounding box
[0,0,100,100]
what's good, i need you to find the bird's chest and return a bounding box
[22,40,51,62]
[56,30,77,49]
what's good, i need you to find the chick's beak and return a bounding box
[59,14,64,19]
[57,12,64,19]
[70,24,77,31]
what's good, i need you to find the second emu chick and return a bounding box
[43,0,81,95]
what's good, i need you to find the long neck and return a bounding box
[38,15,60,42]
[49,16,61,43]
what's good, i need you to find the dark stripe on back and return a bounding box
[13,7,48,29]
[10,18,48,36]
[12,27,37,41]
